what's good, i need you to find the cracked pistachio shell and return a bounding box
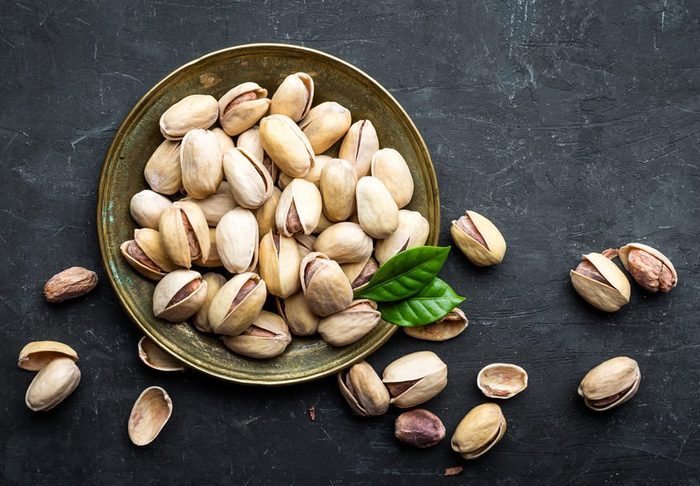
[375,210,430,265]
[223,147,273,209]
[371,148,414,208]
[138,336,185,372]
[275,178,322,236]
[259,230,301,298]
[619,243,678,293]
[276,292,319,336]
[181,181,238,226]
[180,129,224,199]
[451,210,506,266]
[121,228,179,280]
[382,351,448,408]
[578,356,641,411]
[260,114,314,178]
[152,269,208,322]
[300,252,354,317]
[338,361,390,417]
[130,190,173,229]
[314,222,373,264]
[222,310,292,359]
[570,252,631,312]
[270,72,314,122]
[404,308,468,342]
[143,141,182,195]
[339,120,379,178]
[318,299,381,346]
[25,357,81,412]
[218,82,270,136]
[159,94,218,140]
[192,272,227,333]
[216,208,259,273]
[18,341,78,371]
[451,403,507,460]
[294,233,316,258]
[356,176,399,239]
[128,386,172,446]
[236,126,264,164]
[477,363,528,399]
[278,154,327,189]
[341,256,379,292]
[208,273,267,336]
[159,201,211,268]
[320,158,356,222]
[255,186,282,238]
[211,127,235,155]
[195,228,222,268]
[299,101,352,154]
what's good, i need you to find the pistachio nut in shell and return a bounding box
[192,272,226,333]
[222,310,292,359]
[236,126,264,164]
[195,228,222,268]
[578,356,641,411]
[137,336,185,372]
[275,178,322,237]
[143,140,182,195]
[278,154,327,189]
[270,72,314,122]
[341,256,379,292]
[216,208,259,274]
[276,292,319,336]
[337,361,390,417]
[255,186,282,238]
[314,222,373,264]
[259,114,314,178]
[128,386,173,446]
[207,272,267,336]
[212,127,235,154]
[300,252,353,317]
[570,250,631,312]
[299,101,352,154]
[356,176,399,239]
[121,228,178,280]
[395,409,446,448]
[339,120,379,178]
[477,363,528,399]
[159,201,210,268]
[181,181,238,226]
[130,190,173,229]
[382,351,448,408]
[375,210,430,265]
[180,128,223,199]
[320,158,356,222]
[619,243,677,293]
[159,94,218,140]
[218,82,271,136]
[371,148,414,208]
[152,269,208,322]
[18,341,78,371]
[317,299,381,346]
[451,403,507,460]
[259,230,301,298]
[451,210,506,266]
[404,308,467,342]
[25,357,81,412]
[223,147,273,209]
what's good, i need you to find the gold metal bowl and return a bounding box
[97,44,439,385]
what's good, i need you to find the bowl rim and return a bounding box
[96,43,440,385]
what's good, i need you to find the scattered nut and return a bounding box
[44,266,98,303]
[394,409,446,448]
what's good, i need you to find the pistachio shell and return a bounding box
[276,292,320,336]
[341,256,378,292]
[275,178,322,236]
[254,186,281,239]
[152,269,208,322]
[260,114,314,178]
[356,176,399,239]
[317,299,381,346]
[278,154,327,189]
[451,210,506,266]
[451,403,507,460]
[337,361,390,417]
[578,356,641,411]
[370,148,414,208]
[180,129,224,199]
[25,357,81,412]
[382,351,448,408]
[222,310,292,359]
[375,210,430,264]
[259,230,301,298]
[339,120,379,178]
[128,386,173,446]
[192,272,227,332]
[314,222,373,264]
[218,82,271,136]
[211,127,235,155]
[477,363,528,399]
[216,208,259,273]
[570,252,631,312]
[137,336,185,372]
[223,147,273,209]
[270,72,314,121]
[236,126,264,164]
[195,228,222,268]
[159,94,218,140]
[130,190,173,229]
[18,341,78,371]
[207,273,267,336]
[403,308,467,341]
[143,140,182,195]
[159,202,211,268]
[181,181,238,226]
[121,228,178,280]
[619,243,678,293]
[300,252,354,317]
[320,158,356,222]
[299,101,352,154]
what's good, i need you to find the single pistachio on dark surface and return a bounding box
[337,361,390,417]
[25,357,81,412]
[451,403,507,460]
[44,267,98,303]
[450,210,506,266]
[394,409,446,448]
[570,249,630,312]
[128,386,173,446]
[578,356,641,411]
[477,363,528,399]
[618,243,677,293]
[382,351,448,408]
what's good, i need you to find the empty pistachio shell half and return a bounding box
[270,72,314,122]
[159,94,218,140]
[570,250,631,312]
[207,273,267,336]
[181,181,238,226]
[275,178,322,237]
[341,256,379,292]
[218,82,271,136]
[477,363,528,399]
[320,158,356,222]
[159,201,211,268]
[180,128,224,199]
[255,186,282,238]
[314,222,373,264]
[137,336,185,372]
[216,207,259,274]
[144,140,182,195]
[299,101,352,154]
[18,341,78,371]
[403,308,468,341]
[356,176,399,239]
[370,148,414,208]
[317,299,381,346]
[451,210,506,266]
[223,147,273,209]
[578,356,641,411]
[130,190,173,229]
[382,351,448,408]
[276,292,319,336]
[121,228,178,281]
[337,361,390,417]
[128,386,173,446]
[152,269,208,322]
[222,310,292,359]
[192,272,226,332]
[619,243,677,293]
[260,114,314,178]
[236,126,264,164]
[375,210,430,265]
[339,120,379,178]
[451,403,507,460]
[25,357,81,412]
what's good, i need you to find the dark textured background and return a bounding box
[2,0,699,484]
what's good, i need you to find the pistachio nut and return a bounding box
[619,243,677,293]
[18,341,78,371]
[477,363,528,399]
[25,357,81,412]
[375,210,430,264]
[578,356,641,411]
[143,140,182,195]
[299,101,352,154]
[222,310,292,359]
[130,189,173,229]
[294,233,316,258]
[451,210,506,266]
[128,386,172,446]
[137,336,185,372]
[404,308,467,342]
[276,292,319,336]
[356,176,399,239]
[320,158,356,222]
[259,230,301,298]
[159,201,211,268]
[314,222,373,264]
[207,272,267,336]
[259,114,314,178]
[255,186,282,237]
[570,249,631,312]
[300,252,354,317]
[371,148,414,208]
[223,147,273,209]
[121,228,179,280]
[317,299,381,346]
[339,119,379,178]
[275,178,322,236]
[278,154,327,189]
[341,256,379,292]
[270,72,314,121]
[195,228,222,268]
[211,127,235,155]
[337,361,390,417]
[159,94,218,140]
[152,269,208,322]
[451,403,507,460]
[236,126,264,164]
[218,82,271,136]
[395,409,446,448]
[181,181,238,226]
[216,207,259,273]
[192,272,227,333]
[382,351,448,408]
[180,128,224,199]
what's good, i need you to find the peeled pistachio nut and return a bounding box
[44,267,98,303]
[294,233,316,258]
[152,269,208,322]
[121,228,179,280]
[216,208,259,273]
[159,94,218,140]
[270,72,314,122]
[18,341,78,371]
[619,243,677,293]
[395,409,446,448]
[317,299,381,346]
[223,147,273,209]
[313,210,334,235]
[255,186,282,238]
[236,126,264,164]
[278,154,327,189]
[371,148,414,208]
[259,230,301,298]
[339,120,379,178]
[314,222,373,264]
[382,351,448,409]
[195,228,222,268]
[570,250,631,312]
[180,129,223,199]
[181,181,238,226]
[130,190,173,229]
[218,82,271,136]
[207,273,267,336]
[451,210,506,266]
[477,363,528,399]
[578,356,641,411]
[128,386,173,446]
[299,101,352,154]
[25,357,81,412]
[300,252,354,317]
[222,310,292,359]
[260,114,315,178]
[192,272,226,332]
[341,256,379,292]
[275,178,322,236]
[356,176,399,239]
[375,210,430,264]
[404,308,468,342]
[451,403,507,460]
[159,201,211,268]
[211,127,235,155]
[143,140,182,195]
[320,158,356,222]
[137,336,185,372]
[276,292,319,336]
[337,361,390,417]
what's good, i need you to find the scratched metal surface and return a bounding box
[1,0,699,484]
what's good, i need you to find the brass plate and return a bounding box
[97,44,440,385]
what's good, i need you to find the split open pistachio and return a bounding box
[337,361,390,417]
[128,386,172,446]
[339,119,379,178]
[159,94,218,140]
[382,351,448,408]
[270,72,314,122]
[259,230,301,298]
[276,292,319,336]
[314,222,373,264]
[275,178,322,236]
[152,269,208,322]
[300,252,353,317]
[570,249,630,312]
[207,272,267,336]
[375,210,429,264]
[619,243,677,293]
[25,357,81,412]
[137,336,185,372]
[451,210,506,266]
[223,147,273,209]
[356,176,399,239]
[218,82,270,136]
[159,202,210,268]
[403,308,467,341]
[260,114,315,178]
[320,158,356,222]
[317,299,381,346]
[341,257,379,292]
[180,128,223,199]
[216,208,259,273]
[477,363,528,399]
[370,148,414,208]
[299,101,352,154]
[578,356,640,411]
[222,310,292,359]
[18,341,78,371]
[451,403,507,460]
[121,228,178,280]
[192,272,226,333]
[144,140,182,195]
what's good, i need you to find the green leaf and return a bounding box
[355,246,450,302]
[379,278,465,327]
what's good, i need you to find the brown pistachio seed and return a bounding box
[394,409,446,448]
[242,325,277,338]
[352,259,378,288]
[127,240,161,272]
[181,211,201,260]
[386,379,420,397]
[224,91,258,115]
[44,267,98,303]
[303,258,324,288]
[168,279,202,307]
[627,248,675,292]
[286,201,303,234]
[229,279,257,313]
[456,213,487,247]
